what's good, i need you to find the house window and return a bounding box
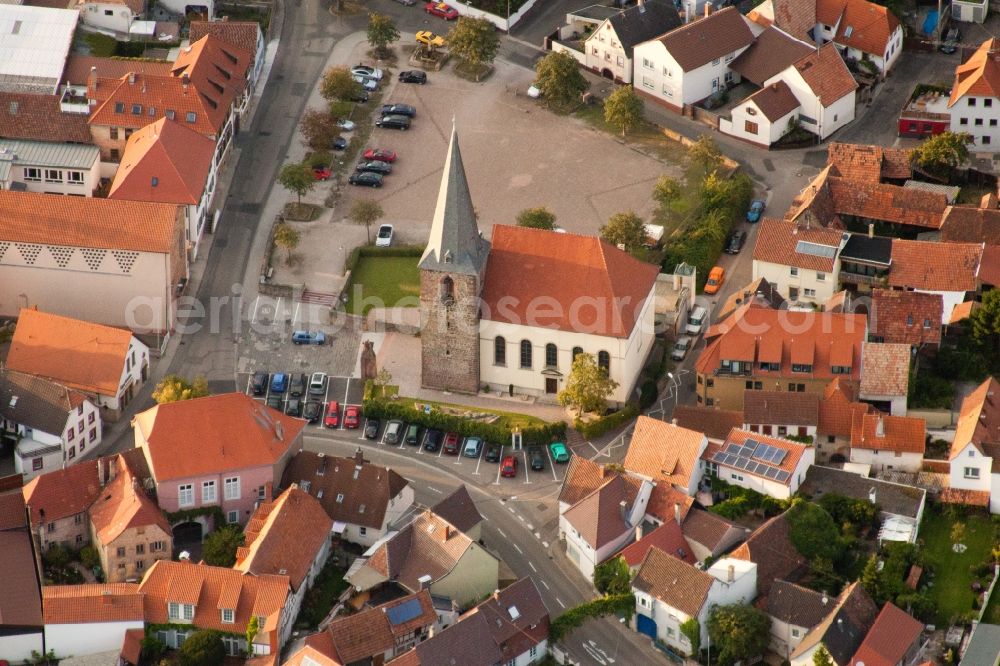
[178,484,194,507]
[131,104,142,115]
[336,493,344,503]
[592,47,598,55]
[816,272,826,281]
[828,435,835,443]
[182,604,194,620]
[745,120,758,134]
[227,510,239,524]
[136,543,145,554]
[440,276,454,304]
[67,171,84,184]
[222,609,235,623]
[76,534,83,544]
[778,426,787,435]
[642,76,653,90]
[224,477,240,500]
[545,343,558,368]
[494,336,506,366]
[712,58,720,66]
[790,267,799,277]
[166,109,176,120]
[969,450,975,457]
[572,346,583,362]
[117,546,126,557]
[598,351,610,374]
[110,149,120,160]
[136,559,144,570]
[202,480,217,503]
[804,288,816,298]
[114,102,125,113]
[185,112,197,123]
[960,118,969,125]
[831,365,851,375]
[520,340,532,369]
[792,628,800,637]
[642,58,652,69]
[725,53,735,63]
[67,429,74,441]
[530,646,538,658]
[44,169,62,183]
[985,136,992,145]
[706,378,714,387]
[969,98,977,106]
[616,56,624,67]
[987,99,994,107]
[32,457,43,471]
[976,118,984,126]
[964,467,980,479]
[68,447,76,460]
[152,541,165,551]
[23,167,41,181]
[169,602,180,619]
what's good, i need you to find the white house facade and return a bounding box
[849,447,923,473]
[12,399,102,480]
[721,82,800,147]
[0,140,101,196]
[949,441,1000,514]
[331,484,414,548]
[948,40,1000,151]
[703,431,815,500]
[582,0,682,84]
[44,618,144,658]
[763,53,856,140]
[79,0,141,34]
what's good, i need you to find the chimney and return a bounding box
[869,487,877,504]
[822,594,829,605]
[875,416,885,438]
[264,481,273,502]
[128,72,135,85]
[182,72,190,85]
[868,223,874,238]
[439,523,450,541]
[673,272,681,290]
[418,574,433,590]
[179,551,191,561]
[727,564,735,582]
[619,500,629,524]
[635,524,643,542]
[704,1,712,17]
[671,418,678,425]
[89,65,98,91]
[98,458,107,487]
[674,502,682,526]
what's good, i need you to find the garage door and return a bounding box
[637,613,657,639]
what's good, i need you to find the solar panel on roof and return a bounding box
[752,444,771,461]
[754,462,769,475]
[743,438,760,452]
[766,449,781,463]
[713,451,727,464]
[738,458,752,470]
[795,241,838,258]
[776,470,791,483]
[385,598,424,626]
[726,444,741,456]
[722,453,736,466]
[765,467,780,479]
[771,449,788,465]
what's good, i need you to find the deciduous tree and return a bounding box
[448,16,500,80]
[273,222,301,265]
[178,630,225,666]
[299,108,340,151]
[786,498,844,564]
[533,51,589,111]
[910,131,972,180]
[349,198,384,244]
[558,352,619,417]
[367,12,400,58]
[202,526,244,567]
[603,85,643,137]
[652,175,681,211]
[515,206,556,230]
[688,135,723,174]
[707,604,771,666]
[813,645,835,666]
[320,66,361,103]
[971,289,1000,354]
[600,211,646,252]
[152,375,209,403]
[593,556,631,595]
[278,163,315,206]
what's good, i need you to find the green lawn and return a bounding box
[297,559,349,629]
[920,508,999,625]
[344,256,420,315]
[400,395,546,430]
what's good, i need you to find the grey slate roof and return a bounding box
[0,368,84,437]
[0,139,100,170]
[798,465,925,519]
[607,0,683,57]
[419,126,489,277]
[431,485,482,534]
[961,623,1000,666]
[766,580,831,629]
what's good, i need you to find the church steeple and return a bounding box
[419,124,489,276]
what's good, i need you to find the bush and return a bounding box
[638,379,659,409]
[710,497,749,520]
[84,33,117,57]
[594,557,632,595]
[549,593,635,642]
[178,630,225,666]
[574,403,639,439]
[79,546,101,570]
[306,150,332,169]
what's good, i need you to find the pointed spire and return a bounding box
[419,125,489,276]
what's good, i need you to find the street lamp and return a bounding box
[667,372,679,408]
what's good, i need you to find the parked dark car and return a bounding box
[285,398,302,417]
[528,446,546,471]
[365,417,381,439]
[380,103,417,118]
[424,429,443,452]
[270,372,288,394]
[349,90,370,103]
[348,171,383,187]
[303,401,322,423]
[266,394,283,410]
[356,160,392,175]
[331,136,348,151]
[940,27,960,54]
[405,423,422,446]
[484,443,502,463]
[725,230,747,254]
[376,115,411,130]
[443,432,461,455]
[289,373,306,397]
[251,371,268,395]
[399,70,427,84]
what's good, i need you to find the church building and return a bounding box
[419,128,659,404]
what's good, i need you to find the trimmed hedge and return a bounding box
[550,594,635,642]
[346,244,423,272]
[574,403,639,440]
[362,397,566,446]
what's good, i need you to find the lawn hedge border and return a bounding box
[345,244,423,273]
[574,403,639,440]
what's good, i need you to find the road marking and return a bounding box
[427,486,442,494]
[508,506,516,514]
[480,514,489,521]
[541,580,550,590]
[292,301,300,327]
[250,295,260,322]
[496,528,507,539]
[529,561,537,572]
[522,450,531,485]
[416,430,427,454]
[556,597,566,609]
[493,458,502,485]
[455,437,467,465]
[473,443,484,475]
[340,379,351,429]
[583,642,608,665]
[545,446,558,482]
[513,544,523,554]
[526,523,533,531]
[517,514,525,523]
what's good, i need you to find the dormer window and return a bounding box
[221,608,234,623]
[165,109,176,120]
[831,365,851,375]
[336,493,344,503]
[791,364,813,373]
[168,602,180,619]
[185,112,197,123]
[183,604,194,620]
[131,104,142,115]
[114,102,125,113]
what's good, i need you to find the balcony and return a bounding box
[840,267,889,286]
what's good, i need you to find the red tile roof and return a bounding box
[827,177,948,229]
[772,0,817,42]
[619,521,696,567]
[939,487,991,506]
[828,0,900,57]
[792,43,858,106]
[42,583,143,624]
[752,217,845,271]
[950,38,1000,106]
[681,507,743,553]
[851,413,926,454]
[0,491,27,531]
[0,530,43,628]
[939,206,1000,244]
[188,20,261,61]
[859,343,910,397]
[623,416,706,489]
[655,7,755,73]
[744,390,820,426]
[558,455,610,507]
[849,602,923,666]
[729,27,813,86]
[22,457,111,524]
[431,485,482,534]
[632,546,713,616]
[563,474,644,549]
[827,142,913,183]
[888,239,982,291]
[818,387,872,438]
[8,309,136,397]
[977,245,1000,287]
[88,455,171,545]
[731,512,807,597]
[951,377,1000,460]
[0,92,92,144]
[646,484,695,524]
[481,225,658,338]
[109,117,216,205]
[133,393,302,481]
[745,81,801,122]
[870,289,943,346]
[62,55,172,86]
[671,405,746,441]
[121,627,144,664]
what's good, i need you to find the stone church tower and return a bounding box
[419,126,490,393]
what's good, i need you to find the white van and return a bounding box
[686,306,707,335]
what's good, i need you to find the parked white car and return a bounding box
[337,119,356,131]
[353,75,378,91]
[351,65,384,81]
[376,224,394,247]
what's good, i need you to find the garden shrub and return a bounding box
[574,403,639,439]
[549,594,635,642]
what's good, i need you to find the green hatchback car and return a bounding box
[549,442,570,463]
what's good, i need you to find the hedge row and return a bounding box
[345,244,423,272]
[550,593,636,642]
[362,397,567,446]
[574,403,640,440]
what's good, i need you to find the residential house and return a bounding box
[830,230,893,296]
[799,465,926,543]
[765,580,835,660]
[716,276,786,322]
[59,55,173,117]
[940,204,1000,246]
[0,5,78,95]
[721,80,804,147]
[789,582,879,666]
[0,91,93,149]
[346,509,500,609]
[290,590,438,665]
[619,520,697,569]
[695,304,868,411]
[109,117,219,261]
[743,390,820,441]
[0,368,100,479]
[623,416,708,495]
[949,39,1000,151]
[826,141,913,183]
[22,456,115,550]
[952,0,988,23]
[234,485,332,631]
[887,239,982,324]
[88,455,173,582]
[0,192,186,335]
[158,0,214,23]
[560,473,654,579]
[869,289,943,348]
[680,507,748,562]
[858,342,910,416]
[583,0,682,83]
[42,583,145,658]
[280,449,413,547]
[388,578,550,666]
[631,548,757,654]
[133,393,303,528]
[752,218,847,305]
[9,309,151,421]
[431,485,483,541]
[959,622,1000,665]
[849,413,926,473]
[558,455,611,514]
[189,20,266,105]
[632,7,755,113]
[139,559,292,657]
[702,429,815,499]
[77,0,145,35]
[0,139,101,196]
[0,490,44,662]
[849,602,923,666]
[731,512,808,600]
[671,405,746,442]
[943,377,1000,513]
[654,266,695,338]
[764,43,857,140]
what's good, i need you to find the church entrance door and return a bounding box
[545,378,558,394]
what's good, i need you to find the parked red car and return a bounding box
[313,167,332,181]
[443,432,461,455]
[343,405,361,429]
[324,401,340,428]
[500,455,518,478]
[362,148,397,163]
[425,2,458,19]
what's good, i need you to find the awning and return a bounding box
[332,522,347,534]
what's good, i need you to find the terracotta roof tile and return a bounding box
[888,239,982,291]
[0,190,183,254]
[851,413,926,454]
[283,645,338,666]
[703,429,809,486]
[624,416,706,489]
[62,55,172,86]
[949,299,979,324]
[671,405,745,441]
[950,377,1000,460]
[939,206,1000,244]
[188,20,261,61]
[0,491,27,531]
[481,225,658,338]
[744,80,801,122]
[827,142,912,183]
[43,583,143,624]
[772,0,817,42]
[620,521,695,567]
[752,217,845,271]
[655,7,755,73]
[831,0,900,57]
[731,512,807,597]
[134,393,303,481]
[816,0,847,26]
[109,117,216,205]
[88,455,171,545]
[0,92,92,144]
[632,546,713,616]
[22,456,113,524]
[563,475,644,549]
[818,393,872,438]
[938,487,991,506]
[558,455,610,506]
[717,277,786,321]
[431,485,482,534]
[730,27,813,86]
[121,627,144,664]
[744,390,820,426]
[793,43,858,106]
[8,309,136,397]
[849,602,923,666]
[645,484,695,524]
[0,530,43,628]
[681,507,742,552]
[949,38,1000,107]
[235,485,332,591]
[827,177,948,229]
[766,580,831,628]
[980,245,1000,286]
[870,289,943,346]
[860,343,910,397]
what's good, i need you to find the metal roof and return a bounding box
[0,5,79,94]
[0,139,100,170]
